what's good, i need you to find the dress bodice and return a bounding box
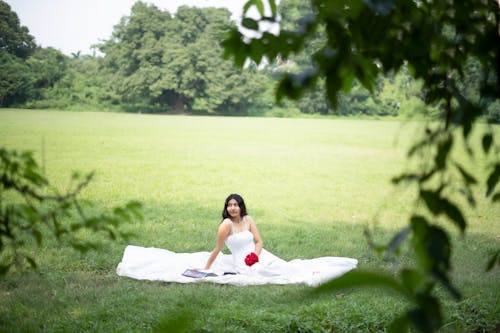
[225,230,255,258]
[224,217,255,271]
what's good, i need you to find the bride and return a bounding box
[116,194,357,286]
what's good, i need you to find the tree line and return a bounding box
[1,0,499,121]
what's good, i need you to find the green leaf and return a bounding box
[221,30,248,68]
[314,270,408,297]
[419,189,466,231]
[435,136,453,170]
[482,133,493,154]
[105,227,116,240]
[113,206,126,217]
[441,199,466,232]
[70,223,83,232]
[249,39,265,64]
[486,163,500,197]
[83,217,101,228]
[25,256,37,269]
[388,315,410,333]
[126,200,143,220]
[408,295,442,333]
[242,0,253,15]
[425,226,451,268]
[268,0,277,17]
[432,267,462,300]
[119,230,135,241]
[254,0,265,17]
[411,217,450,268]
[486,249,500,271]
[400,268,424,294]
[410,215,429,229]
[387,227,410,256]
[22,205,40,223]
[126,200,142,210]
[32,227,43,246]
[23,167,47,187]
[276,75,302,101]
[243,0,265,17]
[242,18,259,31]
[454,163,477,185]
[0,264,10,276]
[420,189,442,215]
[52,216,67,238]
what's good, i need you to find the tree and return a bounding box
[99,2,267,114]
[0,0,37,106]
[0,0,36,59]
[222,0,500,332]
[27,47,67,91]
[0,2,73,108]
[26,53,116,110]
[0,47,70,108]
[0,51,34,106]
[98,2,170,109]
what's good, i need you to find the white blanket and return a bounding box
[116,245,358,287]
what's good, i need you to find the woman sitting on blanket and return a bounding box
[203,193,262,270]
[116,193,357,286]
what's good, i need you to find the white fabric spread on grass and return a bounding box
[116,245,357,287]
[117,229,357,287]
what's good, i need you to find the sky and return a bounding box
[6,0,250,55]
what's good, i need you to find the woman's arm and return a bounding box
[247,216,263,255]
[203,220,231,269]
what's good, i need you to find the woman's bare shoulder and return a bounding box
[245,215,256,224]
[220,218,232,227]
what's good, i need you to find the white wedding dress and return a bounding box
[116,219,357,287]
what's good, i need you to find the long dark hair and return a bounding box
[222,193,247,221]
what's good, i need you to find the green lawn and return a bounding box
[0,109,498,332]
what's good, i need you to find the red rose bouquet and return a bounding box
[244,252,259,266]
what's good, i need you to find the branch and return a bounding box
[2,172,94,203]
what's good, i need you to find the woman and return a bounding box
[116,194,357,286]
[203,193,263,271]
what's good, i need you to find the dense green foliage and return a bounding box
[1,0,498,120]
[0,1,269,115]
[276,0,434,118]
[98,2,266,114]
[0,1,67,107]
[222,0,500,332]
[0,1,35,58]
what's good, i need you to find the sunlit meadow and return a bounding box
[0,109,498,332]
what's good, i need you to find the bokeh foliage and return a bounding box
[0,148,143,275]
[221,0,500,331]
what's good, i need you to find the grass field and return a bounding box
[0,109,499,332]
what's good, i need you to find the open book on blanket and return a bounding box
[182,269,218,278]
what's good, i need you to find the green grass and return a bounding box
[0,109,499,332]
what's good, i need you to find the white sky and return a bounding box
[5,0,250,55]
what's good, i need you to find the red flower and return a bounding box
[244,252,259,266]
